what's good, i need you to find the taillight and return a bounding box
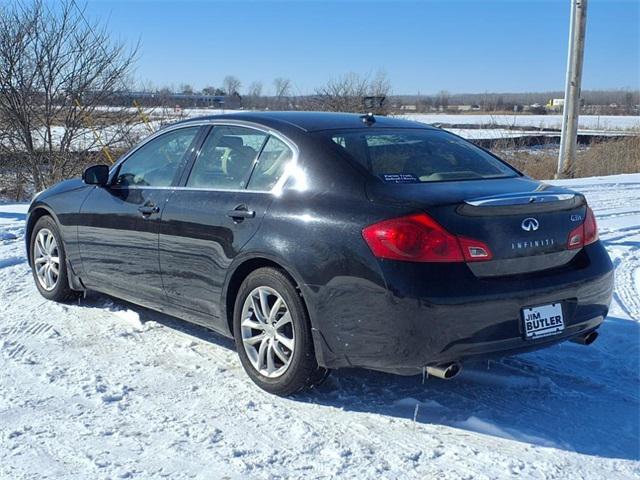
[458,236,493,261]
[583,206,598,245]
[567,206,599,249]
[361,213,492,263]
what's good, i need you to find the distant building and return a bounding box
[399,104,417,111]
[546,98,565,112]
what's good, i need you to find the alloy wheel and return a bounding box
[33,228,60,291]
[240,286,295,378]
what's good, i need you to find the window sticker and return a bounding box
[380,173,419,184]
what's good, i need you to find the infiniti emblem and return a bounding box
[521,217,539,232]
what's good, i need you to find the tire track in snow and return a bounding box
[613,253,640,320]
[1,340,37,364]
[0,318,60,365]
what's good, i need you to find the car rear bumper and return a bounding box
[310,241,614,372]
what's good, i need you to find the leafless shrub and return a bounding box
[0,0,140,193]
[498,149,558,179]
[573,135,640,177]
[305,71,391,114]
[492,135,640,180]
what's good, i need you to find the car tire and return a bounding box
[30,216,76,302]
[233,267,327,395]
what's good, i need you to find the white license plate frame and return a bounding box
[521,302,565,340]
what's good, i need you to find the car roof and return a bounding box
[174,111,436,133]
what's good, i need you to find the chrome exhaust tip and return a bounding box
[426,362,463,380]
[570,331,599,345]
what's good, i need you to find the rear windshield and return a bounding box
[327,128,518,183]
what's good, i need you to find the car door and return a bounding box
[159,125,295,328]
[77,126,202,305]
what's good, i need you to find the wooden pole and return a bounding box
[557,0,588,178]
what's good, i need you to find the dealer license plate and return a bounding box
[521,303,565,340]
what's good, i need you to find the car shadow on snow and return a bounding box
[0,211,27,221]
[78,292,639,461]
[78,291,236,351]
[300,316,639,461]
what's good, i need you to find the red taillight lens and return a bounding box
[584,206,598,245]
[567,206,598,249]
[362,213,492,263]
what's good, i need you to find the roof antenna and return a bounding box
[361,112,376,126]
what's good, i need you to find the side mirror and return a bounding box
[83,165,110,186]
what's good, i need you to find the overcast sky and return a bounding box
[78,0,640,95]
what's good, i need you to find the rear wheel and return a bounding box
[233,267,327,395]
[30,216,76,302]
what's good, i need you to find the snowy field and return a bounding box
[403,113,640,131]
[9,111,638,151]
[175,109,640,132]
[94,105,640,132]
[1,174,639,479]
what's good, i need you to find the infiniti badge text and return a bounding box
[511,238,556,250]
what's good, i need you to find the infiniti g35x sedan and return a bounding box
[27,112,614,395]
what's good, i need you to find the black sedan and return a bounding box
[27,112,614,395]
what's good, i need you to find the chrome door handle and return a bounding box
[138,204,160,216]
[226,205,255,222]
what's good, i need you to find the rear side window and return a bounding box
[328,129,518,183]
[187,126,267,190]
[247,136,294,191]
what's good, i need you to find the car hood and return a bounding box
[32,178,85,201]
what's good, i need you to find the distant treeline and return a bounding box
[392,89,639,110]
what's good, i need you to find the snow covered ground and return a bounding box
[9,112,637,151]
[0,174,639,479]
[402,113,640,131]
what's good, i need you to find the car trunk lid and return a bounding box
[367,177,587,276]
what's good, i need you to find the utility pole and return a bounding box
[557,0,588,178]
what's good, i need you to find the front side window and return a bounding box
[328,129,518,183]
[247,136,294,191]
[115,127,200,187]
[186,126,267,189]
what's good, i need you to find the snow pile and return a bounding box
[1,175,639,479]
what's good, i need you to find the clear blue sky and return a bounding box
[79,0,639,95]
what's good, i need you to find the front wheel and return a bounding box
[233,267,327,395]
[30,216,76,302]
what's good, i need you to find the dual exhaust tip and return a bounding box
[426,331,598,380]
[425,331,598,380]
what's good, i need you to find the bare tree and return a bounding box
[180,83,194,95]
[202,85,217,96]
[273,77,291,109]
[0,0,140,194]
[244,81,263,109]
[307,72,391,113]
[273,77,291,98]
[223,75,241,96]
[370,71,391,98]
[248,81,263,98]
[436,90,450,110]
